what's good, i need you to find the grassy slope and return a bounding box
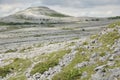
[0,21,120,80]
[30,49,71,75]
[0,58,31,78]
[52,21,120,80]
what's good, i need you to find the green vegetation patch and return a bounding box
[53,68,81,80]
[52,47,90,80]
[108,16,120,20]
[82,41,89,45]
[9,74,27,80]
[0,67,11,77]
[0,58,31,78]
[72,37,80,40]
[30,49,71,75]
[99,29,120,45]
[0,22,38,25]
[47,13,69,17]
[19,46,33,53]
[108,21,120,28]
[99,52,106,57]
[61,27,74,30]
[90,34,99,39]
[5,49,17,53]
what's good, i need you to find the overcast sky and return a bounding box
[0,0,120,17]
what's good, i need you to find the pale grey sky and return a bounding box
[0,0,120,17]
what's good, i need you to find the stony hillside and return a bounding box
[0,6,118,25]
[0,20,120,80]
[0,6,78,24]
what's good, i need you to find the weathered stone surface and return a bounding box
[76,61,88,68]
[92,67,120,80]
[81,71,88,79]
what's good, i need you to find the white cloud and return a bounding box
[48,5,120,17]
[0,3,31,17]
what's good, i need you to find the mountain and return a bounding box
[0,6,78,24]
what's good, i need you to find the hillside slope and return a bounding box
[0,21,120,80]
[0,6,78,24]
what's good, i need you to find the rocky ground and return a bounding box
[0,20,116,53]
[0,20,120,80]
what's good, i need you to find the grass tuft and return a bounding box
[30,49,71,75]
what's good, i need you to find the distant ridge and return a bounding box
[0,6,76,24]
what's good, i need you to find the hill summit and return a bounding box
[0,6,74,24]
